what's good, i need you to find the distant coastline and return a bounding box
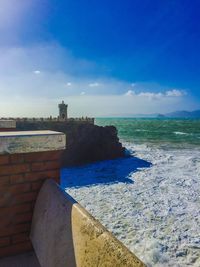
[96,109,200,119]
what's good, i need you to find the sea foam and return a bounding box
[62,142,200,267]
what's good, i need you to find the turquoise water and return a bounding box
[95,118,200,146]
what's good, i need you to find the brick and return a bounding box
[0,184,31,198]
[10,174,24,184]
[0,192,11,207]
[24,169,60,182]
[13,192,38,205]
[15,212,32,224]
[10,154,24,164]
[0,237,10,248]
[31,161,61,172]
[0,203,31,217]
[31,180,44,191]
[0,163,30,176]
[12,232,29,244]
[0,212,17,226]
[0,241,33,257]
[0,191,38,207]
[0,155,9,165]
[25,150,63,163]
[0,128,15,132]
[0,223,30,237]
[0,176,9,186]
[0,216,12,229]
[10,184,31,194]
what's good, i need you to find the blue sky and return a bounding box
[0,0,200,117]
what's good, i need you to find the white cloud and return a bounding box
[0,43,196,117]
[124,89,186,100]
[125,91,164,100]
[33,70,41,74]
[56,94,197,117]
[65,82,72,86]
[0,93,198,118]
[138,92,163,100]
[89,82,101,87]
[125,90,135,96]
[166,89,186,97]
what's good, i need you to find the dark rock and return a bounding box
[16,121,125,166]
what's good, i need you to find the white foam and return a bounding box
[173,131,188,135]
[62,143,200,267]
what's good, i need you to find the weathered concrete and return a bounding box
[0,252,40,267]
[0,130,65,154]
[0,120,16,129]
[30,180,145,267]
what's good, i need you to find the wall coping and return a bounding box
[0,130,66,155]
[0,120,16,128]
[30,179,145,267]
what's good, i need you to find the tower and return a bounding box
[58,101,68,121]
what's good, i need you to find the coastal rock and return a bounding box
[62,124,125,166]
[16,121,125,166]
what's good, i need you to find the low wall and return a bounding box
[31,180,145,267]
[0,131,66,258]
[0,120,16,132]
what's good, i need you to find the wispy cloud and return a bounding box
[0,43,196,117]
[89,82,101,87]
[125,90,135,96]
[33,70,41,75]
[125,89,187,100]
[65,82,72,86]
[166,89,187,97]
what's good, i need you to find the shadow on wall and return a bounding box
[61,156,152,188]
[31,180,78,267]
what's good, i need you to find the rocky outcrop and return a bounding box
[16,121,125,166]
[62,124,125,166]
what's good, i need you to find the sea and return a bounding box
[61,118,200,267]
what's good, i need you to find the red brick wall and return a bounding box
[0,150,63,258]
[0,128,16,132]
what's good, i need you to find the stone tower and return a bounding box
[58,101,68,121]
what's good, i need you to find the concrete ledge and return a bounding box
[30,180,145,267]
[0,120,16,129]
[0,130,66,154]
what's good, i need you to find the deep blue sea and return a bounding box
[95,118,200,147]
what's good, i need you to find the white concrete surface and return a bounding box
[0,120,16,129]
[0,130,66,154]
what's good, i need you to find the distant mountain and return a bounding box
[104,110,200,118]
[164,110,200,118]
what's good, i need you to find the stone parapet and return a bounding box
[31,179,145,267]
